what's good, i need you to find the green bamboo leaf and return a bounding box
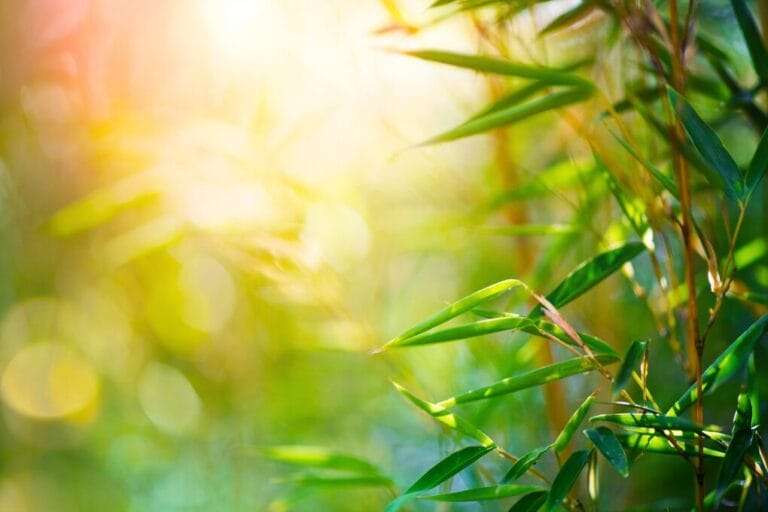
[482,224,578,237]
[667,88,744,200]
[616,432,725,458]
[746,126,768,196]
[421,483,543,502]
[467,82,549,122]
[584,427,629,478]
[544,449,591,512]
[530,242,645,317]
[540,0,597,35]
[502,445,553,483]
[612,340,647,398]
[729,0,768,83]
[385,445,494,512]
[509,490,549,512]
[387,315,533,348]
[402,50,592,87]
[596,156,649,236]
[667,315,768,416]
[392,382,496,447]
[264,446,382,475]
[715,393,754,505]
[591,413,711,433]
[554,394,596,453]
[425,87,593,144]
[607,128,679,198]
[438,355,618,408]
[381,279,524,349]
[286,474,394,488]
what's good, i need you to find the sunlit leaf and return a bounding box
[591,413,711,433]
[386,315,533,348]
[502,445,553,483]
[392,382,497,447]
[729,0,768,83]
[584,427,629,477]
[381,279,524,349]
[385,445,494,512]
[265,446,382,475]
[667,315,768,416]
[425,87,593,144]
[540,0,598,35]
[402,50,592,87]
[544,449,591,512]
[438,355,618,408]
[612,340,647,398]
[421,483,543,501]
[530,242,645,317]
[554,394,595,453]
[668,88,744,200]
[616,432,725,458]
[607,128,679,198]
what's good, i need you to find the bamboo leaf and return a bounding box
[729,0,768,83]
[502,445,553,483]
[530,242,645,317]
[264,446,383,475]
[554,394,596,453]
[540,0,597,35]
[386,315,533,348]
[616,432,725,458]
[612,340,647,398]
[591,413,712,433]
[286,474,394,488]
[392,382,496,447]
[509,490,549,512]
[544,449,591,512]
[715,393,755,505]
[438,355,618,408]
[425,87,593,144]
[381,279,524,349]
[421,483,543,502]
[584,427,629,478]
[667,88,744,200]
[746,126,768,196]
[596,156,648,236]
[385,445,494,512]
[667,315,768,416]
[402,49,592,87]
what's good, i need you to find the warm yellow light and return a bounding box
[197,0,271,61]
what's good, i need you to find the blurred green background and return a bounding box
[0,0,766,510]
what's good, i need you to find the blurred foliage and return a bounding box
[0,0,766,511]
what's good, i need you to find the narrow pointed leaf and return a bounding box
[403,49,592,86]
[616,432,725,458]
[612,340,647,398]
[438,355,618,408]
[668,88,743,200]
[715,393,754,505]
[389,315,533,347]
[746,126,768,196]
[544,449,591,512]
[509,490,549,512]
[385,445,495,512]
[421,483,543,502]
[554,394,596,453]
[530,242,645,317]
[540,0,597,35]
[502,445,553,482]
[426,87,593,144]
[382,279,524,349]
[591,413,712,433]
[607,127,679,197]
[730,0,768,83]
[392,382,496,447]
[264,446,382,475]
[596,156,648,236]
[584,427,629,477]
[668,315,768,416]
